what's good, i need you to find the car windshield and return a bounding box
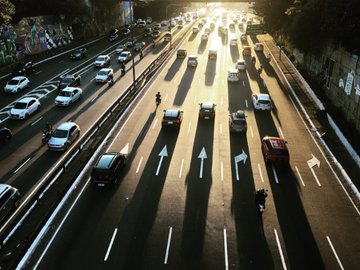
[270,148,289,156]
[120,53,128,57]
[62,77,72,83]
[97,56,105,61]
[98,70,108,76]
[13,102,27,109]
[8,80,19,85]
[73,49,81,54]
[59,91,72,97]
[258,99,270,105]
[52,129,68,138]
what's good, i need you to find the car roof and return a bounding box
[62,87,80,92]
[237,59,245,63]
[188,55,197,59]
[95,152,120,168]
[200,102,215,109]
[228,68,239,73]
[0,183,13,195]
[17,97,37,103]
[264,136,288,150]
[10,76,27,80]
[97,55,109,58]
[255,93,271,100]
[57,122,78,130]
[164,109,181,117]
[233,110,245,118]
[99,68,112,72]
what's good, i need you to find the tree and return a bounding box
[0,0,15,24]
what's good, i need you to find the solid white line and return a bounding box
[310,167,322,187]
[326,236,344,270]
[274,228,287,270]
[250,126,254,138]
[91,96,98,103]
[31,117,43,126]
[179,159,184,178]
[35,70,42,75]
[272,165,279,184]
[152,118,158,129]
[104,228,118,261]
[14,158,31,174]
[164,227,173,264]
[223,228,229,270]
[221,161,224,181]
[136,157,143,173]
[243,81,245,87]
[295,166,305,187]
[278,126,284,138]
[220,123,223,134]
[258,163,264,182]
[187,122,191,134]
[245,99,248,108]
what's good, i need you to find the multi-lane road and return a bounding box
[1,15,359,270]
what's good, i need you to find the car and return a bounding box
[4,76,30,93]
[193,27,199,34]
[95,68,114,83]
[91,152,126,187]
[240,34,247,41]
[55,87,82,106]
[238,23,244,30]
[153,23,161,30]
[261,136,289,164]
[208,49,217,60]
[177,48,187,59]
[12,61,34,76]
[227,68,240,82]
[162,109,183,129]
[48,122,80,151]
[146,17,152,24]
[0,184,20,224]
[222,27,228,35]
[198,22,204,28]
[229,110,247,132]
[70,48,87,60]
[125,38,134,47]
[144,27,152,36]
[94,55,111,68]
[218,25,223,33]
[134,42,146,52]
[199,102,216,120]
[242,45,252,56]
[201,34,208,41]
[58,74,81,90]
[205,28,211,35]
[161,20,168,26]
[137,21,146,28]
[236,59,246,71]
[151,30,161,38]
[115,44,126,54]
[118,51,132,63]
[187,55,198,67]
[164,32,172,42]
[9,97,40,119]
[109,29,119,41]
[170,20,176,27]
[252,93,272,110]
[229,23,235,29]
[230,38,237,46]
[254,42,264,52]
[210,22,215,29]
[120,28,131,36]
[0,127,12,145]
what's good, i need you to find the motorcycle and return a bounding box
[42,130,52,144]
[266,53,271,63]
[121,67,126,76]
[255,189,268,216]
[257,65,263,75]
[108,77,114,86]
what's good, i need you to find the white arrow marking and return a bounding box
[307,154,321,186]
[156,145,168,176]
[120,143,129,155]
[198,147,207,178]
[234,149,248,180]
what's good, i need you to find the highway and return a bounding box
[1,15,359,270]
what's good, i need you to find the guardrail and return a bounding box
[0,21,193,269]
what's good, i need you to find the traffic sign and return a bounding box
[245,24,268,35]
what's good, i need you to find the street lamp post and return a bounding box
[166,3,184,50]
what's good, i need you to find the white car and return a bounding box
[201,34,208,41]
[254,42,264,52]
[115,45,126,54]
[252,93,272,110]
[170,20,176,27]
[95,68,114,83]
[230,38,237,47]
[236,59,246,71]
[94,55,110,68]
[153,23,161,30]
[118,51,132,63]
[4,76,30,93]
[227,68,240,82]
[55,87,82,106]
[48,122,80,151]
[9,97,40,119]
[151,30,161,38]
[161,20,168,26]
[137,21,146,28]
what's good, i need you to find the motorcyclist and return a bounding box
[155,91,161,105]
[120,62,126,75]
[255,188,268,208]
[251,56,256,65]
[152,39,155,48]
[140,50,143,59]
[108,75,114,86]
[257,64,263,74]
[43,122,52,134]
[266,53,271,62]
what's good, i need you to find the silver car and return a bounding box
[4,76,30,93]
[0,184,20,224]
[48,122,80,151]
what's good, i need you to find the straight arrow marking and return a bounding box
[156,145,168,176]
[198,147,207,178]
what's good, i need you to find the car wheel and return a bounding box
[64,142,70,150]
[25,113,29,119]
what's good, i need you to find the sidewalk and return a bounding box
[258,34,360,201]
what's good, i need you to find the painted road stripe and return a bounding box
[187,122,191,134]
[164,227,173,264]
[258,163,264,182]
[136,157,143,173]
[295,166,305,186]
[274,228,287,270]
[272,165,279,184]
[14,158,31,174]
[104,228,118,261]
[250,126,254,138]
[326,236,344,270]
[31,116,43,126]
[224,228,229,270]
[179,159,184,178]
[152,118,158,129]
[221,161,224,181]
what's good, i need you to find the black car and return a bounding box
[12,61,34,76]
[91,152,126,186]
[109,28,119,41]
[70,48,87,60]
[58,74,81,90]
[0,127,12,145]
